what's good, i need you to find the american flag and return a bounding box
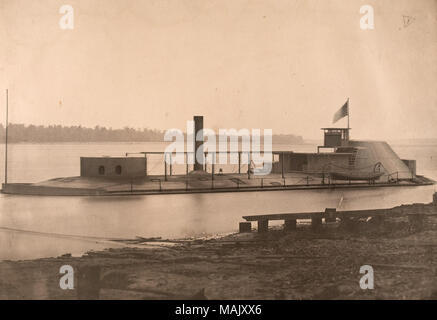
[332,99,349,124]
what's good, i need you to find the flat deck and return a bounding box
[1,172,434,196]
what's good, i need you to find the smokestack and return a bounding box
[194,116,204,171]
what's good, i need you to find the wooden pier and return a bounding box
[239,193,437,233]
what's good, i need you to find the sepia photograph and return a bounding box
[0,0,436,312]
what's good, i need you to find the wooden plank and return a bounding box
[243,212,321,221]
[243,208,393,221]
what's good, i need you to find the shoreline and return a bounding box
[1,202,436,300]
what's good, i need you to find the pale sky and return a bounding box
[1,0,436,139]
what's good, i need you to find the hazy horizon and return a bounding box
[1,122,436,145]
[1,0,436,140]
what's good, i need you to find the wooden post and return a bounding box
[281,152,284,179]
[238,152,241,174]
[257,219,268,233]
[239,222,251,233]
[324,208,337,223]
[284,219,297,232]
[433,192,437,206]
[169,154,172,176]
[186,152,189,175]
[311,213,323,231]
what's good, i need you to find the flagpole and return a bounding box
[4,89,8,185]
[347,97,350,140]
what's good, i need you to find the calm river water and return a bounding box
[0,141,436,260]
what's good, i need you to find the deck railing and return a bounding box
[105,170,424,194]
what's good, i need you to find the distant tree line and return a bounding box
[0,123,303,144]
[272,134,304,145]
[0,123,165,143]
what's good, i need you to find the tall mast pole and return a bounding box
[4,89,8,184]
